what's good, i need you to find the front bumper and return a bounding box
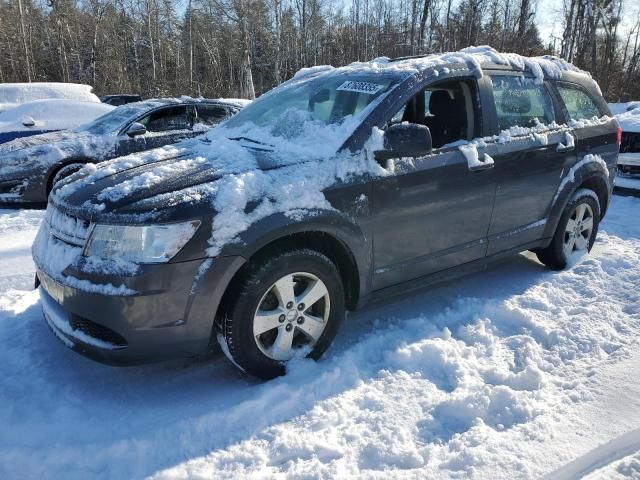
[0,172,46,204]
[618,153,640,175]
[37,254,246,365]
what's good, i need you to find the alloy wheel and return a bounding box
[563,202,594,258]
[252,272,330,361]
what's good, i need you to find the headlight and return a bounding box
[84,220,201,264]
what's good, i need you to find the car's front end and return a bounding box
[34,182,246,364]
[34,64,406,366]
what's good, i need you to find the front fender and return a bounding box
[218,209,372,300]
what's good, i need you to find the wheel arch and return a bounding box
[215,211,370,323]
[45,158,93,195]
[543,165,610,242]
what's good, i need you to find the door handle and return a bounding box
[468,161,494,172]
[556,144,575,153]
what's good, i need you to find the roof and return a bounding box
[138,97,250,109]
[291,46,594,88]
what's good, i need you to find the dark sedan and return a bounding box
[0,97,246,204]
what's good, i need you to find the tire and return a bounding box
[220,248,345,379]
[536,188,600,270]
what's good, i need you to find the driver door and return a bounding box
[117,105,194,156]
[370,77,498,290]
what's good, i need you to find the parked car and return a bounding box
[0,97,246,204]
[0,99,114,145]
[0,82,100,113]
[100,94,142,106]
[33,47,618,379]
[609,102,640,176]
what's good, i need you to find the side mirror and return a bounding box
[21,116,36,127]
[126,122,147,137]
[375,123,432,161]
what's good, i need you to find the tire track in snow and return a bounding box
[545,428,640,480]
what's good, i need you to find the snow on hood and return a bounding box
[0,99,114,133]
[0,129,117,178]
[609,101,640,133]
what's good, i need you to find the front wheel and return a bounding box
[536,188,600,269]
[220,249,345,379]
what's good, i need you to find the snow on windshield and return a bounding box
[214,72,397,161]
[0,100,113,133]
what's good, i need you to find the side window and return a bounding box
[386,79,479,149]
[195,105,230,127]
[489,75,555,131]
[139,106,189,133]
[556,83,602,121]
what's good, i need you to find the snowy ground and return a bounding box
[615,174,640,193]
[0,194,639,479]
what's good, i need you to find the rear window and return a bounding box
[556,83,603,121]
[489,75,555,131]
[195,105,230,126]
[139,106,189,132]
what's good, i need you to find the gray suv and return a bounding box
[33,48,619,379]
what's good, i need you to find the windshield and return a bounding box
[219,73,398,145]
[75,104,146,135]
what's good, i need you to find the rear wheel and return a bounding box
[536,188,600,269]
[220,249,345,379]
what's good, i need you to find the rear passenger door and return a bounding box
[485,73,572,255]
[193,104,235,133]
[139,105,195,149]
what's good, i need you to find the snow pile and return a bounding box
[0,82,99,113]
[0,99,113,133]
[1,195,640,478]
[609,101,640,133]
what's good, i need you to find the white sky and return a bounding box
[535,0,640,53]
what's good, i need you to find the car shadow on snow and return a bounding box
[2,251,556,478]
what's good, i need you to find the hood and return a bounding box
[52,151,223,218]
[0,130,117,179]
[0,130,79,154]
[49,137,260,220]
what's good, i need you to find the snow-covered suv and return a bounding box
[33,47,619,379]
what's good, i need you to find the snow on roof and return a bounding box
[311,45,591,86]
[0,99,114,133]
[0,83,100,112]
[609,102,640,133]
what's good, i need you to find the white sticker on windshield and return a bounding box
[337,81,384,95]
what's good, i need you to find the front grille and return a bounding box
[619,164,640,175]
[45,204,91,247]
[69,314,128,349]
[621,132,640,154]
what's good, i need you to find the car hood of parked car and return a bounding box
[0,130,117,178]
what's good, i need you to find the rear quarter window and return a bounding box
[489,75,555,131]
[555,83,604,121]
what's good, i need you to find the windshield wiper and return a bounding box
[229,136,274,148]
